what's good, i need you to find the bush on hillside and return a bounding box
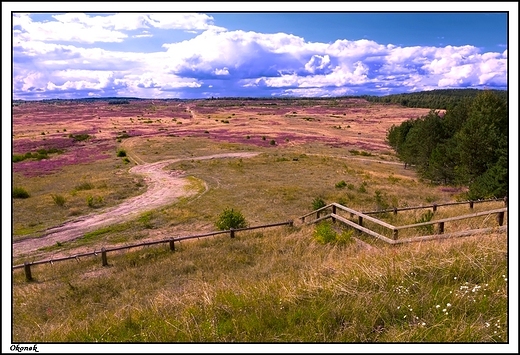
[215,208,248,230]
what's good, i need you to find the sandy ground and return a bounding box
[12,152,259,258]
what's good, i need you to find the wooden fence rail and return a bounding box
[303,202,507,244]
[362,197,507,215]
[13,220,293,281]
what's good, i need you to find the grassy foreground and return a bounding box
[13,227,507,343]
[11,137,509,345]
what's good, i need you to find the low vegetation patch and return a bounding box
[13,186,30,199]
[215,208,248,230]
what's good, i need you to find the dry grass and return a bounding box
[10,99,510,346]
[12,227,507,344]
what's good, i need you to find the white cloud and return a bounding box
[11,13,508,99]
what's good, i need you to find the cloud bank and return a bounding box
[12,13,508,100]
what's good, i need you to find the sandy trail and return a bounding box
[12,152,259,257]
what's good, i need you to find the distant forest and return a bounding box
[386,90,508,199]
[13,88,508,110]
[360,88,508,110]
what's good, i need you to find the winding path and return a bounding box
[12,152,259,257]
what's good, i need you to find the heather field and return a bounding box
[10,98,509,347]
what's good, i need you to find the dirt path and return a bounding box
[12,152,259,258]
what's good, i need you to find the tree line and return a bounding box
[361,88,508,110]
[386,90,508,199]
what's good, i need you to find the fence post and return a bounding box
[289,220,294,227]
[504,196,508,207]
[24,262,33,282]
[358,215,363,227]
[393,207,398,215]
[393,229,398,240]
[169,238,175,251]
[101,247,108,266]
[437,221,445,234]
[332,205,336,223]
[497,211,505,226]
[432,203,437,212]
[317,210,321,219]
[469,201,474,209]
[230,228,235,238]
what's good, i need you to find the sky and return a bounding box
[4,2,517,100]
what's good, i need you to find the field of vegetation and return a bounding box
[10,93,510,348]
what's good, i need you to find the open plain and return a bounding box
[11,98,508,344]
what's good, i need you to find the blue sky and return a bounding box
[4,3,517,100]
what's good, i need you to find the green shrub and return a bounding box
[75,182,94,191]
[335,180,347,189]
[313,221,354,245]
[51,194,66,207]
[313,221,336,244]
[311,197,326,211]
[269,139,276,145]
[117,149,127,157]
[13,186,30,199]
[215,208,248,230]
[86,195,104,208]
[69,133,91,142]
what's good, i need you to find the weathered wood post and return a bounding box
[101,247,108,266]
[432,203,437,212]
[497,211,505,226]
[288,220,294,227]
[24,262,33,282]
[393,229,398,240]
[393,207,398,215]
[469,201,474,209]
[230,228,235,238]
[504,196,508,206]
[317,210,321,219]
[437,221,445,234]
[169,238,175,251]
[332,205,336,223]
[358,215,363,227]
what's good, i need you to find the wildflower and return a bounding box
[485,322,490,327]
[421,322,426,326]
[442,309,447,312]
[446,303,451,307]
[454,277,457,280]
[436,305,440,309]
[397,306,400,310]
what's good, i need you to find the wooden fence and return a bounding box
[13,220,293,282]
[12,198,508,282]
[301,199,507,245]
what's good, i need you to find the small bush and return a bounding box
[117,149,127,157]
[13,186,30,199]
[51,194,66,207]
[86,195,104,208]
[314,222,336,244]
[269,139,276,145]
[75,182,94,191]
[69,133,91,142]
[313,221,354,245]
[335,180,347,189]
[312,197,326,211]
[215,208,248,230]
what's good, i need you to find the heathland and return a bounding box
[11,93,508,344]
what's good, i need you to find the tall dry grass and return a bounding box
[12,227,507,343]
